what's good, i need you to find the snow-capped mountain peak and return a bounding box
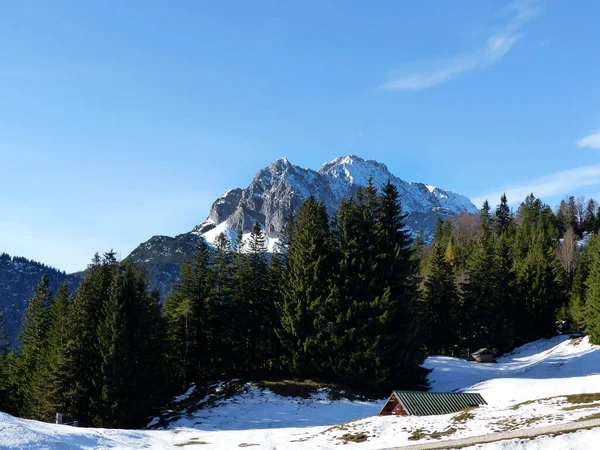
[126,155,477,299]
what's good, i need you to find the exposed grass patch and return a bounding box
[175,440,209,447]
[511,399,538,410]
[565,393,600,404]
[563,403,600,411]
[452,408,475,424]
[338,432,369,443]
[255,379,322,399]
[576,412,600,422]
[521,417,543,426]
[321,423,348,434]
[238,444,259,448]
[408,427,456,441]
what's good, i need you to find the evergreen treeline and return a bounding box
[2,184,600,427]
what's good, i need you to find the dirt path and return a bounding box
[380,418,600,449]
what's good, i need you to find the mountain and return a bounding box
[129,155,477,297]
[1,156,477,341]
[0,253,81,345]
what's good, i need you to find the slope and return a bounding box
[2,335,600,449]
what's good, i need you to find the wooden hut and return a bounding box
[471,348,496,363]
[378,391,487,416]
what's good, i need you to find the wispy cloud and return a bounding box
[381,0,542,91]
[577,130,600,149]
[471,166,600,207]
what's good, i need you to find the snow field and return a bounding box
[2,335,600,449]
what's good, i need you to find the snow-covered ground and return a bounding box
[2,335,600,449]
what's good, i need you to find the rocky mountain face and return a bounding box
[1,155,477,341]
[0,253,81,345]
[132,155,477,298]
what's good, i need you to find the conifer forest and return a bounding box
[2,180,600,428]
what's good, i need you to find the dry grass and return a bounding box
[338,432,369,443]
[576,412,600,422]
[564,393,600,404]
[408,427,457,441]
[175,439,209,446]
[452,408,475,424]
[562,403,600,411]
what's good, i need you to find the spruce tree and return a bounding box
[246,221,274,371]
[422,241,458,355]
[277,196,332,376]
[60,252,119,425]
[0,300,11,411]
[96,261,165,427]
[459,201,495,351]
[372,180,427,387]
[45,282,71,417]
[570,247,591,332]
[495,193,512,233]
[585,235,600,344]
[164,239,213,390]
[211,232,233,375]
[14,275,52,420]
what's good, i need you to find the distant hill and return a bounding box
[0,253,81,345]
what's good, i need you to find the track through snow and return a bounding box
[2,335,600,449]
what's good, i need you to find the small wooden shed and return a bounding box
[378,391,487,416]
[471,348,496,363]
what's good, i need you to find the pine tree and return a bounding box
[277,196,332,376]
[96,261,165,427]
[44,282,71,417]
[14,275,52,420]
[60,252,119,425]
[0,300,11,411]
[459,201,495,351]
[372,180,427,387]
[570,247,591,332]
[327,180,426,388]
[210,232,233,375]
[422,242,458,355]
[489,232,518,352]
[584,199,597,233]
[495,193,512,233]
[245,221,274,371]
[585,235,600,344]
[164,239,214,390]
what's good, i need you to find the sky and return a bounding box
[1,0,600,272]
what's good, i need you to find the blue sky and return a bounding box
[1,0,600,272]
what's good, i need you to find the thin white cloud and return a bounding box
[577,130,600,149]
[471,166,600,207]
[381,0,541,91]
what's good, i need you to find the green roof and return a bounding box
[389,391,487,416]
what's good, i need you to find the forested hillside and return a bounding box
[1,184,600,429]
[0,255,80,345]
